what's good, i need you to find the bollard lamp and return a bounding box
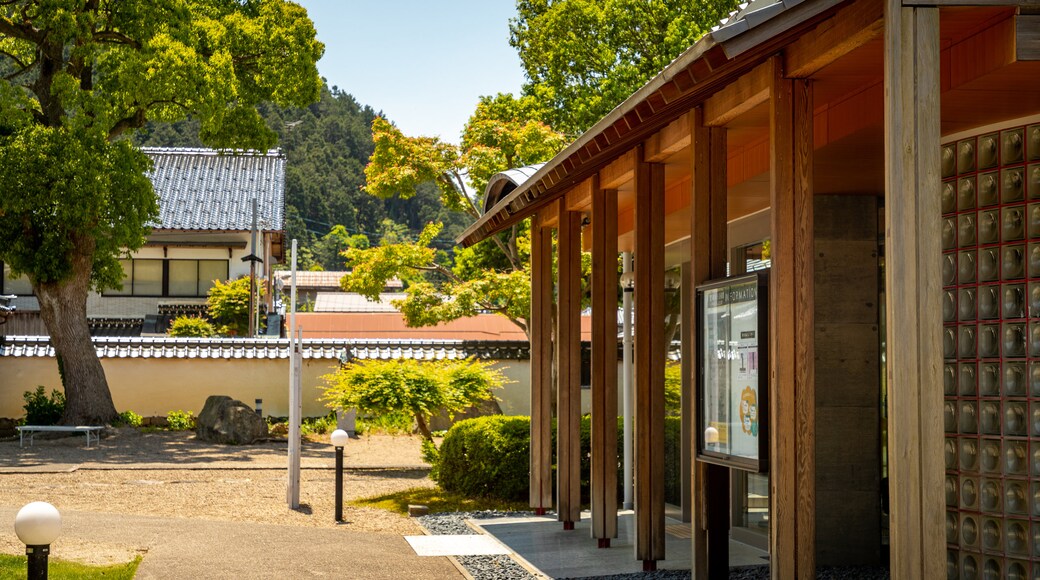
[14,501,61,580]
[330,429,349,522]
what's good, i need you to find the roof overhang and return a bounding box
[457,0,849,247]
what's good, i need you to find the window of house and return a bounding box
[1,263,32,295]
[104,259,229,297]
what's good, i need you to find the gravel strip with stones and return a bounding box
[417,512,891,580]
[416,511,536,580]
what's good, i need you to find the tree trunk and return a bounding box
[414,414,434,443]
[34,235,117,425]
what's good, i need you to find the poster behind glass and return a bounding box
[696,271,769,472]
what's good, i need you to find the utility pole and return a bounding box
[242,198,263,337]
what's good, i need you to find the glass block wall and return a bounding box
[942,123,1040,579]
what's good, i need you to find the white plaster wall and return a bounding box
[0,356,537,421]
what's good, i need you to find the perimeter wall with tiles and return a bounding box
[0,357,533,420]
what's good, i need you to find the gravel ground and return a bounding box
[418,511,537,580]
[0,429,437,565]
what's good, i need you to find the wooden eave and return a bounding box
[457,0,855,247]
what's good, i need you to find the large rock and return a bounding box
[196,396,268,444]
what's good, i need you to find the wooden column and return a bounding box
[883,2,944,578]
[634,144,666,569]
[590,178,619,546]
[530,208,554,514]
[769,57,816,579]
[688,107,729,580]
[557,201,583,529]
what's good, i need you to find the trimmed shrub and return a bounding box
[433,416,530,501]
[113,410,143,427]
[166,410,196,431]
[168,315,216,337]
[434,414,683,504]
[22,386,65,425]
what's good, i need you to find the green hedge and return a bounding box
[433,414,682,504]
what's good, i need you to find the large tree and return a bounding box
[0,0,323,424]
[510,0,736,136]
[346,94,568,335]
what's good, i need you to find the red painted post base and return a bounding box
[563,521,575,530]
[534,507,547,516]
[597,538,610,548]
[642,560,657,572]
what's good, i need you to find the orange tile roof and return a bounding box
[295,312,593,341]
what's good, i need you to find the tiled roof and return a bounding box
[143,148,285,232]
[0,336,529,361]
[312,293,408,313]
[273,272,403,291]
[296,312,536,340]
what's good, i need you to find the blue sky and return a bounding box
[294,1,527,144]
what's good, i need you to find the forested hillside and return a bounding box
[134,82,467,269]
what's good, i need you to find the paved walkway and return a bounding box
[0,507,461,580]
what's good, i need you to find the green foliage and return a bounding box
[168,315,217,338]
[664,361,682,416]
[432,415,684,504]
[22,386,66,426]
[311,225,370,271]
[114,410,143,428]
[356,412,414,436]
[166,410,196,431]
[510,0,737,136]
[0,554,141,580]
[433,416,532,501]
[0,0,323,423]
[322,358,505,441]
[301,412,337,437]
[207,277,264,336]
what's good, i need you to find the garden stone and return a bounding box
[196,396,268,444]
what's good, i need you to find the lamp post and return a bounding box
[14,502,61,580]
[330,428,349,522]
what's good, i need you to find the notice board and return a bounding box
[696,270,770,472]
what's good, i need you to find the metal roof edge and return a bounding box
[457,0,845,247]
[456,34,720,246]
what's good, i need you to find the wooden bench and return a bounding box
[17,425,103,448]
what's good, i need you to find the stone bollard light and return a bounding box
[330,429,350,523]
[14,501,61,580]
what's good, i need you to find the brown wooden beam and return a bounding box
[556,201,583,529]
[565,178,595,212]
[883,2,945,577]
[645,115,691,162]
[634,145,666,568]
[785,0,884,79]
[530,208,554,513]
[769,56,816,580]
[704,61,772,127]
[689,107,730,580]
[590,177,619,545]
[601,149,638,190]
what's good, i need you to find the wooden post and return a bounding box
[591,178,619,546]
[688,107,729,580]
[634,144,666,569]
[557,202,583,529]
[769,56,816,579]
[530,209,554,514]
[883,2,945,578]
